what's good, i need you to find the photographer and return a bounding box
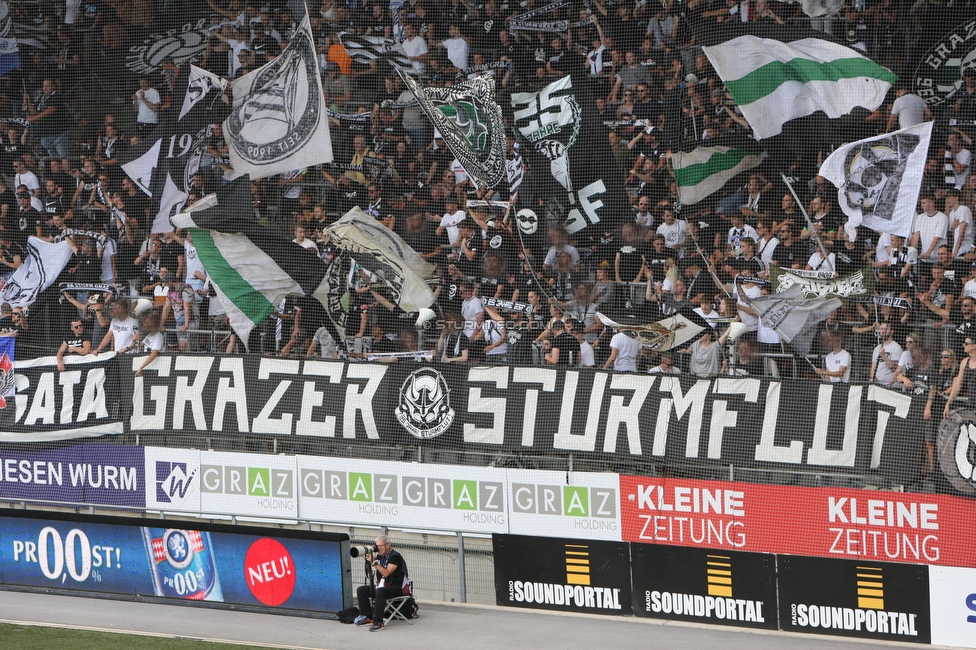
[355,536,406,632]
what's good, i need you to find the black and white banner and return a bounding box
[121,65,226,233]
[0,354,125,442]
[13,355,925,483]
[912,18,976,107]
[511,74,630,234]
[6,357,930,482]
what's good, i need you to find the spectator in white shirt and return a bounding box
[887,85,931,132]
[401,23,428,75]
[816,332,851,383]
[603,329,641,372]
[947,189,973,258]
[132,76,161,132]
[909,196,949,264]
[870,323,903,386]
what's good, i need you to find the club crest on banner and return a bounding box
[399,75,506,189]
[837,131,922,222]
[938,409,976,496]
[224,27,321,168]
[395,368,455,440]
[124,17,224,75]
[912,18,976,106]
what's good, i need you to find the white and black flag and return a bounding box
[0,238,73,309]
[339,32,415,74]
[398,73,506,189]
[511,73,630,234]
[120,65,226,233]
[819,121,932,239]
[224,12,333,181]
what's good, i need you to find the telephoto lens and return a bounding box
[350,544,378,558]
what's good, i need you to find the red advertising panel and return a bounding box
[619,475,976,567]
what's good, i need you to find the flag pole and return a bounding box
[690,227,733,302]
[781,173,833,273]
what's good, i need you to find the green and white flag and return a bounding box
[672,146,765,205]
[171,178,331,346]
[702,36,897,140]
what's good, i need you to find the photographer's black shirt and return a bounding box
[376,548,406,589]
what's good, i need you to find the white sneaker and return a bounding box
[354,615,369,626]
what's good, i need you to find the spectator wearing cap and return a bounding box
[251,19,279,64]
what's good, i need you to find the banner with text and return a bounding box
[2,354,126,442]
[778,555,930,643]
[619,475,974,567]
[0,444,145,508]
[493,533,632,616]
[122,360,927,483]
[0,509,351,613]
[631,545,777,629]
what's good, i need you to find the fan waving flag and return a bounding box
[325,207,437,335]
[171,178,330,346]
[819,121,932,239]
[749,285,842,356]
[398,73,506,189]
[339,32,415,75]
[672,146,765,205]
[0,238,74,309]
[223,12,333,181]
[0,1,20,76]
[702,36,897,140]
[120,65,227,233]
[510,73,631,234]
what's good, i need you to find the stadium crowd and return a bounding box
[0,0,975,413]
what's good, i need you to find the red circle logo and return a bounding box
[243,538,296,606]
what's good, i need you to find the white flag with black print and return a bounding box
[819,121,932,239]
[223,12,333,181]
[339,32,416,74]
[0,238,73,309]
